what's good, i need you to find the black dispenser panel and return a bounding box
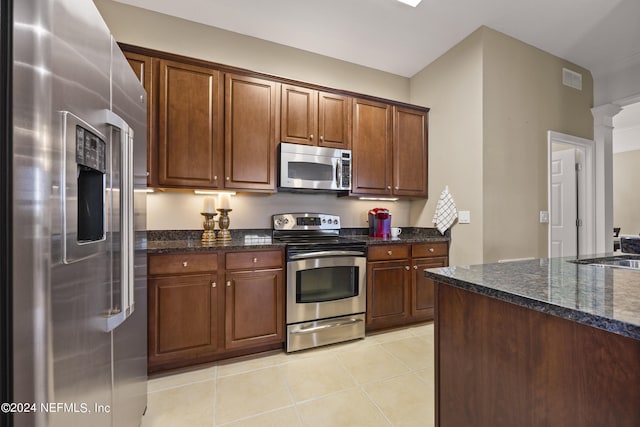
[75,125,105,242]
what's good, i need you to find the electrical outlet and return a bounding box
[458,211,471,224]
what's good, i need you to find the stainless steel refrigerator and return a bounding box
[1,0,148,426]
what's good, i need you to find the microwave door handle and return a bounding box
[103,110,135,331]
[335,159,342,188]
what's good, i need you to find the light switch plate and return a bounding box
[540,211,549,223]
[458,210,471,224]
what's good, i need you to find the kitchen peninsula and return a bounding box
[424,257,640,427]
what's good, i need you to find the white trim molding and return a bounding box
[591,103,622,253]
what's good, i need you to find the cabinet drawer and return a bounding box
[367,244,410,261]
[225,250,283,270]
[412,242,448,258]
[148,253,218,276]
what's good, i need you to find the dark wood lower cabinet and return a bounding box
[435,282,640,427]
[147,250,285,373]
[225,269,284,350]
[366,242,449,331]
[148,274,218,366]
[366,260,410,329]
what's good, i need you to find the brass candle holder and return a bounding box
[217,209,232,241]
[201,212,218,244]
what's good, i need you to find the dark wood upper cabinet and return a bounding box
[224,74,279,191]
[318,91,352,149]
[123,50,157,186]
[351,101,428,199]
[281,85,317,146]
[351,98,393,195]
[393,106,428,198]
[119,44,428,197]
[158,59,223,188]
[281,85,351,149]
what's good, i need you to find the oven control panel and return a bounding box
[273,213,340,230]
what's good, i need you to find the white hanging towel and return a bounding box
[432,186,458,234]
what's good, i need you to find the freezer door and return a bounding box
[109,36,148,427]
[13,0,115,426]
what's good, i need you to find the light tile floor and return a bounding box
[142,322,435,427]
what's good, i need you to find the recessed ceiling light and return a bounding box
[397,0,422,7]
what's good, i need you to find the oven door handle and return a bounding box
[289,250,365,260]
[291,318,363,334]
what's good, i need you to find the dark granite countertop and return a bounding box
[146,227,449,253]
[424,255,640,340]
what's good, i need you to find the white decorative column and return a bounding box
[591,104,622,253]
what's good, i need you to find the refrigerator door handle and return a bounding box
[104,109,135,332]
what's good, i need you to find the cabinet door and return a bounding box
[366,260,410,329]
[148,274,218,367]
[225,269,284,349]
[158,59,223,188]
[412,256,448,320]
[225,74,278,191]
[123,50,157,187]
[393,106,428,197]
[281,85,317,146]
[318,91,351,149]
[351,98,393,196]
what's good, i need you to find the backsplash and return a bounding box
[146,191,413,230]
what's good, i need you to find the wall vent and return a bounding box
[562,68,582,90]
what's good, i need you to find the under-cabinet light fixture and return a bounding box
[193,190,237,196]
[396,0,422,7]
[358,197,399,202]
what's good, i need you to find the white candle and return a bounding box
[203,197,216,213]
[219,193,231,210]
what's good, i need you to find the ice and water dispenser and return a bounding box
[75,125,106,242]
[62,112,108,263]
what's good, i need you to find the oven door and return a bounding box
[287,252,366,324]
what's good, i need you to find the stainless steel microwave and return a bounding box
[279,142,351,191]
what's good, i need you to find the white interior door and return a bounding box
[550,148,577,257]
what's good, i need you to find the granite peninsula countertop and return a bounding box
[146,227,449,253]
[424,255,640,340]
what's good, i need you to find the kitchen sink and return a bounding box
[570,255,640,271]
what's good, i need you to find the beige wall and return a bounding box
[94,0,409,102]
[409,30,484,266]
[409,27,594,265]
[482,27,593,262]
[613,150,640,236]
[94,0,413,230]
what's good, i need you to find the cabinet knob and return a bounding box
[413,265,418,270]
[387,186,391,190]
[387,250,393,255]
[252,257,258,263]
[394,186,399,190]
[404,266,410,270]
[319,136,324,142]
[182,261,188,267]
[226,281,231,287]
[429,247,435,253]
[310,134,314,140]
[213,175,218,181]
[226,177,230,181]
[146,171,150,177]
[211,282,216,287]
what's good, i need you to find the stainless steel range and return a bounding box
[273,213,367,352]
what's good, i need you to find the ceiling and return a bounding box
[114,0,640,151]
